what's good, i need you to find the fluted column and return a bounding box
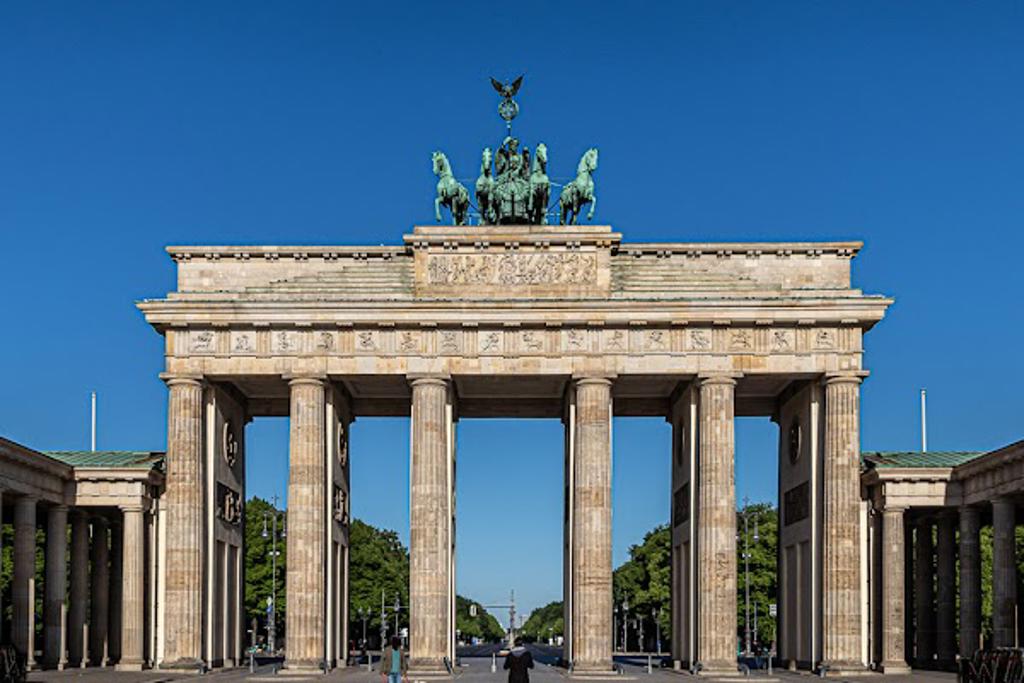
[44,505,69,669]
[880,507,910,673]
[13,496,38,668]
[571,377,613,672]
[89,517,110,667]
[992,497,1017,647]
[161,376,205,668]
[117,506,146,671]
[409,377,453,672]
[109,517,123,664]
[914,517,935,667]
[935,513,957,668]
[285,376,327,670]
[959,506,982,658]
[820,374,865,672]
[0,487,4,645]
[696,375,736,674]
[68,511,89,667]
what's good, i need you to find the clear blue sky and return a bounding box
[2,2,1022,624]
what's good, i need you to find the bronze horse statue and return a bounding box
[475,147,495,224]
[559,148,598,225]
[527,143,549,225]
[432,151,469,226]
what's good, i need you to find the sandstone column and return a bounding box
[44,505,68,669]
[992,497,1017,647]
[935,513,957,668]
[959,506,982,658]
[0,487,4,645]
[285,376,327,670]
[89,517,110,667]
[109,517,123,664]
[696,375,736,674]
[68,511,90,667]
[161,376,205,668]
[820,374,864,672]
[13,496,38,668]
[880,507,910,673]
[572,377,613,672]
[913,517,935,667]
[116,506,146,671]
[409,377,453,672]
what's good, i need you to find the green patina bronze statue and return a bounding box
[559,148,598,225]
[432,77,598,226]
[432,151,469,226]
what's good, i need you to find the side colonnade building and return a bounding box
[862,439,1024,673]
[0,437,164,671]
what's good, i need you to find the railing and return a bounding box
[960,649,1024,683]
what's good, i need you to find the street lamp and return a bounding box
[262,496,285,653]
[621,599,629,653]
[739,497,760,657]
[652,608,661,655]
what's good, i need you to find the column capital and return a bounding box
[49,504,69,514]
[822,371,868,386]
[407,374,451,388]
[572,375,615,387]
[14,494,38,507]
[159,373,204,387]
[992,495,1016,506]
[696,373,740,386]
[285,374,327,387]
[120,504,145,514]
[882,505,907,514]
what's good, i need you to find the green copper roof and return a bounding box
[862,451,984,469]
[43,451,165,470]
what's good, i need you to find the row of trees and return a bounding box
[243,498,504,647]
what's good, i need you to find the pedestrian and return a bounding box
[504,637,534,683]
[381,635,408,683]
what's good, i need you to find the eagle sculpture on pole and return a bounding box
[490,75,524,100]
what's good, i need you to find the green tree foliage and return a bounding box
[244,497,286,636]
[520,601,564,642]
[613,524,671,650]
[736,503,778,647]
[455,595,505,642]
[348,518,410,646]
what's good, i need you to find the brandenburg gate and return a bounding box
[138,223,890,674]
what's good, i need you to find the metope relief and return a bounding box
[271,330,298,354]
[771,329,795,353]
[398,330,422,354]
[603,329,627,352]
[478,330,502,354]
[426,252,597,286]
[190,330,215,353]
[315,331,336,352]
[439,330,461,354]
[230,331,255,354]
[688,328,712,352]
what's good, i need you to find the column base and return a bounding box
[159,657,207,673]
[116,660,145,672]
[820,660,869,676]
[695,660,738,676]
[878,661,912,675]
[284,658,328,672]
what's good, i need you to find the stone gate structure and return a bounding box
[137,224,892,674]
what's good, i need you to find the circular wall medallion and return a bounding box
[222,420,239,468]
[788,418,802,464]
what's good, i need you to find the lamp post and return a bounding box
[653,608,661,655]
[613,605,619,652]
[262,495,285,654]
[621,599,629,652]
[739,497,759,657]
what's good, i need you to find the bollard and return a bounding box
[368,652,374,673]
[647,654,652,674]
[491,652,497,673]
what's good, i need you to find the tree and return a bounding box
[348,518,410,648]
[456,595,505,643]
[244,497,286,640]
[613,525,672,651]
[520,601,564,642]
[736,502,778,648]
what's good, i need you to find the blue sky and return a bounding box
[2,2,1022,623]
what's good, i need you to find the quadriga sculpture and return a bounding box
[475,147,496,224]
[527,143,550,225]
[432,151,469,226]
[559,148,598,225]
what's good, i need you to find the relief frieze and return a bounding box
[426,252,597,286]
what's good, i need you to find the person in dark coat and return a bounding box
[504,637,534,683]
